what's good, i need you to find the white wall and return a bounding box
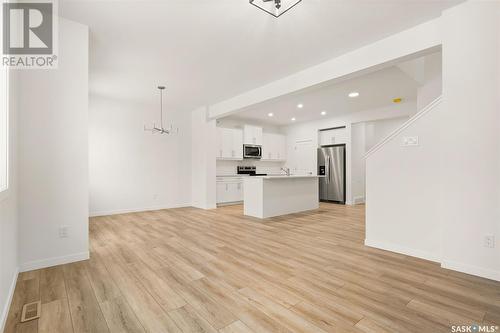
[216,118,283,134]
[191,107,216,209]
[417,53,442,110]
[350,123,366,204]
[216,160,285,177]
[351,117,410,205]
[17,18,89,271]
[365,100,443,262]
[0,73,18,332]
[440,1,500,280]
[364,117,410,152]
[365,0,500,282]
[284,102,416,204]
[89,98,192,216]
[209,19,441,118]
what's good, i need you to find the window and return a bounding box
[0,68,8,194]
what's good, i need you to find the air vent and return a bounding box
[20,301,41,322]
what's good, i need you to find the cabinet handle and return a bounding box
[226,184,228,191]
[220,150,222,157]
[232,150,235,157]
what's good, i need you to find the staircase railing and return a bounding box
[364,96,442,159]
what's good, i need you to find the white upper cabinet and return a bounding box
[319,127,348,146]
[243,125,263,145]
[216,128,243,160]
[276,134,287,161]
[231,129,243,159]
[217,125,286,162]
[262,133,287,161]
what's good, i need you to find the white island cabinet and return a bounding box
[243,176,321,219]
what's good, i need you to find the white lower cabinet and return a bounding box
[216,178,243,204]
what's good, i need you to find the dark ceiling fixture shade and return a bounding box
[250,0,302,18]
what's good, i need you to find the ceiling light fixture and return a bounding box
[268,112,274,117]
[321,111,327,116]
[348,92,360,98]
[144,86,178,135]
[250,0,302,18]
[297,103,304,109]
[291,117,296,121]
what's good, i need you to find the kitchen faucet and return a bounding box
[281,167,291,176]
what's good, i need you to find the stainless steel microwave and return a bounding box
[243,145,262,159]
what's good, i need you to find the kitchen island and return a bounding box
[243,175,321,219]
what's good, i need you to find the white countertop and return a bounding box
[216,175,248,178]
[245,175,323,180]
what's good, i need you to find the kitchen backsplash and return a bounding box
[216,160,286,176]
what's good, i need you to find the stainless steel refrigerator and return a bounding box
[317,145,346,203]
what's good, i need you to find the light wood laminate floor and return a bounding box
[4,204,500,332]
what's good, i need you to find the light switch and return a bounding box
[59,225,69,238]
[402,136,419,146]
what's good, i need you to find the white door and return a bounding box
[290,139,316,174]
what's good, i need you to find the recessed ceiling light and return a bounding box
[297,104,304,109]
[321,111,327,116]
[291,117,296,121]
[348,92,360,98]
[268,113,274,117]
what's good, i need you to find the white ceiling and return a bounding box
[60,0,462,113]
[226,65,421,125]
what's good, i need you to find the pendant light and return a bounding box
[144,86,178,135]
[250,0,302,18]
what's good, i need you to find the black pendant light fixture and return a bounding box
[250,0,302,18]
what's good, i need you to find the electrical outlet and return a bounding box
[402,136,419,146]
[484,235,495,248]
[59,225,69,238]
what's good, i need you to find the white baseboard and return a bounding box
[365,238,441,263]
[192,202,217,210]
[216,201,243,207]
[19,252,89,272]
[441,260,500,282]
[0,267,19,333]
[353,196,365,204]
[365,239,500,282]
[90,203,191,217]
